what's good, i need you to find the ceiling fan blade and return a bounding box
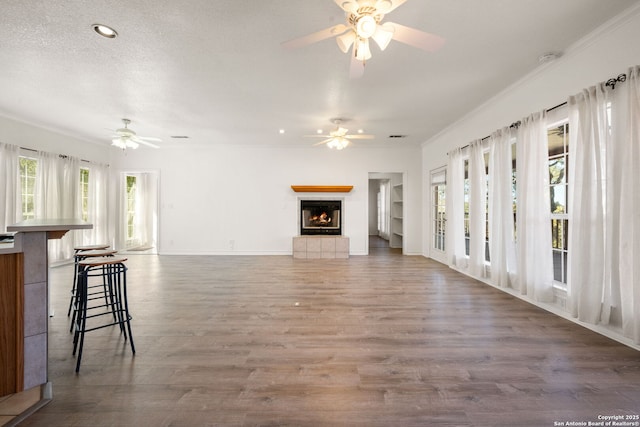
[386,22,445,52]
[349,53,365,79]
[313,138,333,146]
[282,24,348,50]
[131,136,159,148]
[345,134,375,139]
[375,0,408,14]
[334,0,358,13]
[138,136,162,142]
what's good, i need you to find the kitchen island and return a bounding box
[0,219,92,422]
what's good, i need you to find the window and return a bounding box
[463,159,470,256]
[484,152,490,262]
[431,168,446,253]
[548,121,569,285]
[80,167,89,221]
[19,156,37,220]
[463,154,490,261]
[126,175,137,242]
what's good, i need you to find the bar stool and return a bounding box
[67,244,111,316]
[68,248,118,322]
[72,256,135,372]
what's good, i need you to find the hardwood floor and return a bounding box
[14,246,640,427]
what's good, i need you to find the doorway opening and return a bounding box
[368,172,403,255]
[118,170,159,254]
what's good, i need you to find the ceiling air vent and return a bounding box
[170,136,190,139]
[388,135,407,139]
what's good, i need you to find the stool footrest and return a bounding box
[71,259,135,372]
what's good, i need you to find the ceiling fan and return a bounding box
[306,119,374,150]
[110,118,161,150]
[282,0,445,78]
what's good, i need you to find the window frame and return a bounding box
[19,156,37,220]
[547,118,570,289]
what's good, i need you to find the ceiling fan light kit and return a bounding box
[327,136,350,150]
[306,118,374,150]
[112,138,139,150]
[282,0,444,77]
[354,38,372,61]
[109,118,161,150]
[282,1,443,148]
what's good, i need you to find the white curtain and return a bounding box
[135,172,158,248]
[468,139,487,278]
[35,152,80,262]
[488,128,517,288]
[116,171,158,250]
[115,172,127,250]
[619,66,640,343]
[446,147,467,269]
[80,162,112,248]
[569,67,640,343]
[567,84,610,324]
[516,111,554,301]
[0,143,20,232]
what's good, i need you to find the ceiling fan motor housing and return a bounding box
[349,6,383,38]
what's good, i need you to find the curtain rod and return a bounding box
[19,146,109,166]
[447,71,629,155]
[546,73,627,113]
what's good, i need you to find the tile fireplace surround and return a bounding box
[292,236,349,259]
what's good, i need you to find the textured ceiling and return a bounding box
[0,0,638,149]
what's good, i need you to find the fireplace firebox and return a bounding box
[300,200,342,235]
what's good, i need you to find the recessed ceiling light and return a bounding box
[92,24,118,39]
[357,129,364,134]
[317,129,323,134]
[279,129,285,134]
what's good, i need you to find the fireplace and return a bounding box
[300,200,342,235]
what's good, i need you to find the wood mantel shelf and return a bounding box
[291,185,353,193]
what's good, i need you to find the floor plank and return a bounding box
[15,243,640,426]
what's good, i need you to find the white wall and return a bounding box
[112,143,422,256]
[0,115,109,161]
[368,179,380,236]
[421,4,640,258]
[1,115,422,256]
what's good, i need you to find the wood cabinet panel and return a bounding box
[0,253,24,397]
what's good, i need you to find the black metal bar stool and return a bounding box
[67,249,118,332]
[68,249,119,331]
[67,244,111,316]
[72,256,135,372]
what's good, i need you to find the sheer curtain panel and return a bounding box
[446,148,467,269]
[618,66,640,343]
[468,140,487,278]
[567,84,610,324]
[0,143,20,232]
[516,112,554,301]
[488,128,517,288]
[36,152,81,262]
[135,172,158,249]
[82,162,112,248]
